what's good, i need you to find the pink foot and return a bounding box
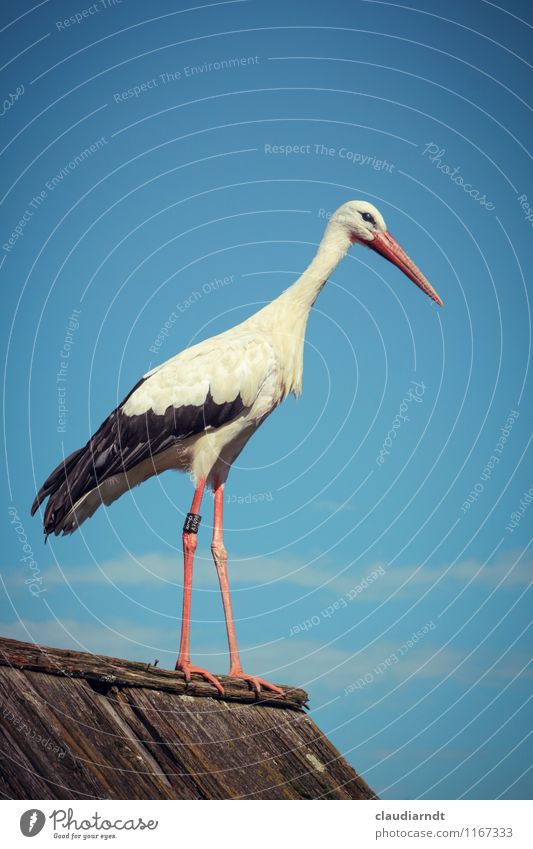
[229,669,285,697]
[175,660,225,695]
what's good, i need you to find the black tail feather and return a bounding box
[31,445,87,532]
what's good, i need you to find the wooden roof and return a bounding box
[0,635,376,800]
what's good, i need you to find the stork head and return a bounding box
[329,200,443,306]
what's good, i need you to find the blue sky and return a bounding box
[1,0,532,800]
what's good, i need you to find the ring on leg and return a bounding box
[175,480,224,696]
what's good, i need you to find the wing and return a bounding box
[127,330,277,415]
[31,331,279,534]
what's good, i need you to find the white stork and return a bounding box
[32,201,442,695]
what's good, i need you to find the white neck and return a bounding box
[245,220,353,396]
[282,222,352,311]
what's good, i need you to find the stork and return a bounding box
[31,201,442,695]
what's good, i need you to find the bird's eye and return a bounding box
[361,212,376,225]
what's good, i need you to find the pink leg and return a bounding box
[211,479,284,697]
[175,478,224,695]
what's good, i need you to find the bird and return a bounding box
[31,200,442,696]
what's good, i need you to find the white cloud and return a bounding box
[1,614,525,700]
[21,549,529,607]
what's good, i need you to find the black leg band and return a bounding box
[183,512,201,534]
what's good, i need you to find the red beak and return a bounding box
[368,231,443,307]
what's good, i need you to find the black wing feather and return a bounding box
[31,380,244,535]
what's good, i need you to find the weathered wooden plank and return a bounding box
[109,688,240,799]
[0,669,174,799]
[108,687,376,800]
[0,637,377,800]
[0,635,307,710]
[0,668,98,799]
[106,687,300,799]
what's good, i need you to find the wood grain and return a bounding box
[0,635,377,800]
[0,635,308,710]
